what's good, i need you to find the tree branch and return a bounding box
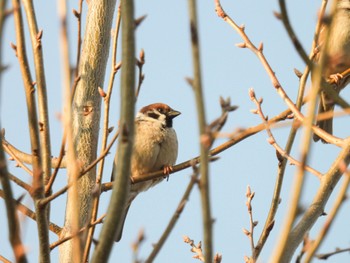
[22,0,51,189]
[188,1,212,261]
[12,0,49,261]
[82,3,122,261]
[91,0,135,261]
[0,137,27,262]
[279,138,350,261]
[59,0,117,261]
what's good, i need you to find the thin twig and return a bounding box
[0,189,61,235]
[135,48,145,99]
[131,229,145,263]
[49,0,71,196]
[39,129,120,207]
[50,214,105,251]
[316,247,350,260]
[0,254,12,263]
[183,236,205,262]
[44,132,66,195]
[242,186,258,262]
[3,142,33,176]
[214,0,343,146]
[12,0,50,261]
[1,135,66,168]
[0,0,8,81]
[57,0,71,90]
[8,172,32,192]
[0,137,28,262]
[22,0,52,188]
[72,0,83,82]
[249,88,322,179]
[145,167,200,263]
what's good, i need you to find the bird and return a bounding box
[111,103,180,242]
[314,0,350,142]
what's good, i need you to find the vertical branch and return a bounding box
[73,0,83,81]
[46,0,70,198]
[11,0,50,262]
[188,0,212,262]
[0,138,28,263]
[59,0,117,262]
[22,0,51,188]
[280,139,350,261]
[91,0,135,261]
[82,3,121,261]
[45,0,78,195]
[56,2,81,262]
[0,0,7,84]
[278,0,312,67]
[57,0,71,98]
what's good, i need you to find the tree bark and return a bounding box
[59,1,117,262]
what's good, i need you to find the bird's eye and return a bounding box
[157,108,163,113]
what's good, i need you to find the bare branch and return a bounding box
[188,1,212,260]
[303,168,350,262]
[0,139,27,262]
[90,0,135,261]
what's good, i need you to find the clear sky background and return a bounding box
[1,0,350,262]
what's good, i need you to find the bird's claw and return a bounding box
[162,165,173,181]
[329,73,343,85]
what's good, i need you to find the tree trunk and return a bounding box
[59,1,117,262]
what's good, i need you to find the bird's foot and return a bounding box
[162,165,173,181]
[329,73,343,85]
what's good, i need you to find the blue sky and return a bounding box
[1,0,350,262]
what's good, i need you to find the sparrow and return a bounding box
[314,0,350,142]
[111,103,180,242]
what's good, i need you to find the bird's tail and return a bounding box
[111,162,138,242]
[114,202,132,242]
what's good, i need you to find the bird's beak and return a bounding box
[169,109,181,119]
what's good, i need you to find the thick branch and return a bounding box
[1,136,66,168]
[82,4,122,261]
[280,138,350,261]
[59,0,117,262]
[90,0,135,261]
[304,169,350,262]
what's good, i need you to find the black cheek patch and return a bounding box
[148,112,160,119]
